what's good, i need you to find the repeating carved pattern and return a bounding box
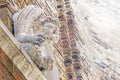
[56,0,83,80]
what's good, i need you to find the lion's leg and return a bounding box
[15,33,45,45]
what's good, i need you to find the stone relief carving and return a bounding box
[12,5,59,76]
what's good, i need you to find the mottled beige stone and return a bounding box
[0,20,47,80]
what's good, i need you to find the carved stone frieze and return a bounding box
[0,20,46,80]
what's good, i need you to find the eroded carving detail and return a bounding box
[13,5,59,77]
[0,32,7,45]
[21,60,29,72]
[13,54,24,66]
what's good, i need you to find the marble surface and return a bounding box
[71,0,120,79]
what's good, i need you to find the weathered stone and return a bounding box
[0,20,46,80]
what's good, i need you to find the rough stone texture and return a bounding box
[0,20,46,80]
[71,0,120,80]
[1,0,120,80]
[0,0,12,32]
[2,0,64,80]
[0,47,27,80]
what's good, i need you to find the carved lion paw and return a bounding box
[33,33,45,46]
